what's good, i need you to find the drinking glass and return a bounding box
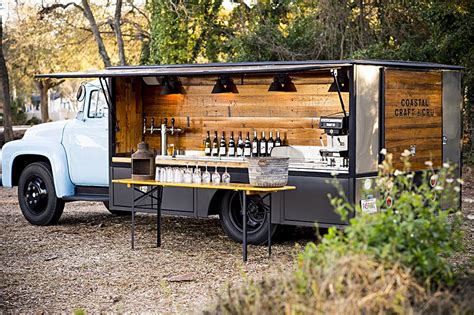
[167,143,175,156]
[174,168,183,183]
[222,166,231,184]
[193,164,202,183]
[183,164,193,183]
[160,167,166,182]
[202,164,211,183]
[212,166,221,184]
[166,167,173,182]
[155,167,160,181]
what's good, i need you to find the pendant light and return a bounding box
[268,76,283,92]
[211,78,227,94]
[160,76,183,95]
[212,75,238,94]
[268,74,297,92]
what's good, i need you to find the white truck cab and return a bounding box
[1,81,114,225]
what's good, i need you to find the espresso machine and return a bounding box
[319,115,349,169]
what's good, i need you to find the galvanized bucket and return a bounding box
[247,157,289,187]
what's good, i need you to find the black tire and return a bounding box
[103,201,130,216]
[18,162,65,225]
[218,190,277,245]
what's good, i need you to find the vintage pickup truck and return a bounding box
[1,81,115,225]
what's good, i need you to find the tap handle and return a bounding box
[143,117,147,134]
[163,117,168,126]
[171,118,175,127]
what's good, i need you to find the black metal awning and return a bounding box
[34,59,463,79]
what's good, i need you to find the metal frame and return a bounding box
[104,61,463,234]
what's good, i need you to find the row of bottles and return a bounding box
[204,130,282,157]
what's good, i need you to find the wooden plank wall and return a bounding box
[384,69,442,170]
[115,77,143,154]
[109,72,348,154]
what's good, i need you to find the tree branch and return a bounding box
[39,2,84,18]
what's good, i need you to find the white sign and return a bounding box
[361,198,377,214]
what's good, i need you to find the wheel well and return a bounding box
[207,189,229,216]
[11,155,51,186]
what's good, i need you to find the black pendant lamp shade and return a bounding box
[160,76,183,95]
[268,74,297,92]
[212,78,227,93]
[212,76,238,94]
[268,77,284,91]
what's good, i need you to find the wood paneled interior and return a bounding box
[384,69,442,170]
[112,72,348,154]
[114,77,143,154]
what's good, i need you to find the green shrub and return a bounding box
[303,151,463,288]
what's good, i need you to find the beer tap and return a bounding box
[170,118,183,135]
[143,117,147,135]
[155,117,184,156]
[150,118,155,134]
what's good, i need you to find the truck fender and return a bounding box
[1,139,74,197]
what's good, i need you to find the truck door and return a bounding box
[62,88,109,186]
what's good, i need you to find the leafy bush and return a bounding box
[307,151,463,288]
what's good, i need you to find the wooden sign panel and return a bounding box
[384,69,442,170]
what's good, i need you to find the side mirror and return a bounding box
[77,85,86,101]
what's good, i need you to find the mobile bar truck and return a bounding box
[23,60,463,252]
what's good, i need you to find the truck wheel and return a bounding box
[18,162,65,225]
[103,201,130,216]
[219,190,277,245]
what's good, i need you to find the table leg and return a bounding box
[156,186,163,247]
[242,191,247,262]
[131,184,135,250]
[268,194,272,257]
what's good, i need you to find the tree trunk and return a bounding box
[0,16,14,143]
[36,80,50,123]
[114,0,126,65]
[81,0,112,67]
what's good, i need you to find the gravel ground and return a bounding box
[0,188,313,313]
[1,167,473,313]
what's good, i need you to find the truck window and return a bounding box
[88,90,108,118]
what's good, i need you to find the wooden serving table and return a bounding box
[112,179,296,262]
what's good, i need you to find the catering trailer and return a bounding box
[34,60,462,244]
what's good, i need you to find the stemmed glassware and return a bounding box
[202,163,211,183]
[212,165,221,184]
[222,166,231,183]
[193,163,202,183]
[183,163,193,183]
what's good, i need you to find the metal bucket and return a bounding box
[247,157,289,187]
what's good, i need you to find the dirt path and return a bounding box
[0,187,312,313]
[1,167,473,313]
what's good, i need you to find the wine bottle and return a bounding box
[237,131,244,157]
[228,131,236,157]
[212,131,219,157]
[204,131,211,156]
[244,132,251,157]
[251,131,259,157]
[275,130,282,147]
[259,131,267,157]
[219,132,227,157]
[267,131,275,155]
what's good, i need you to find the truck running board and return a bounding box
[62,194,109,202]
